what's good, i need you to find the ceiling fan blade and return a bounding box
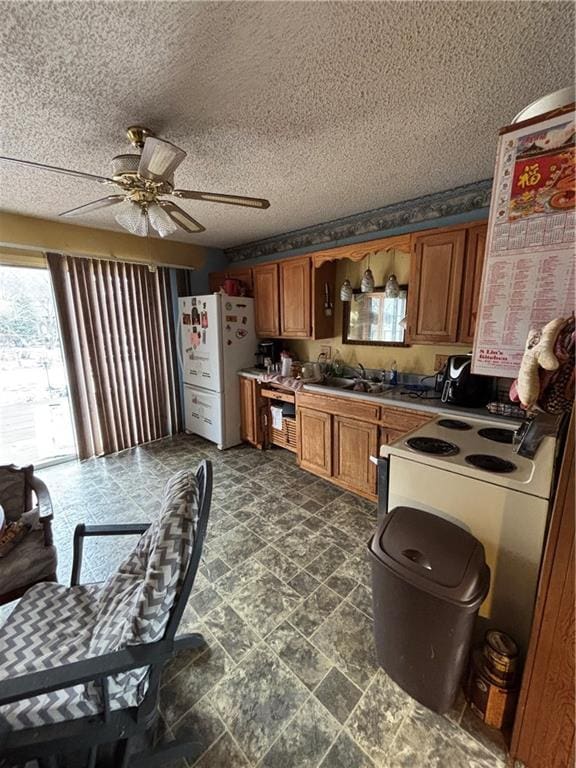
[0,156,115,184]
[138,137,186,182]
[158,200,205,233]
[172,189,270,209]
[59,195,126,217]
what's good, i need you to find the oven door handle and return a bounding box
[375,455,390,522]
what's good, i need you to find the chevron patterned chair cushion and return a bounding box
[0,469,199,730]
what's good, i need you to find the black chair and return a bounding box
[0,461,212,768]
[0,464,56,605]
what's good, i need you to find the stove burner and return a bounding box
[478,427,515,445]
[465,454,517,473]
[437,419,473,431]
[406,437,460,456]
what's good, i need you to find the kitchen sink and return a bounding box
[321,376,358,389]
[320,377,392,394]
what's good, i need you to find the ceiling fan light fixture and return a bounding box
[115,201,148,237]
[138,138,186,182]
[110,154,140,177]
[147,202,178,238]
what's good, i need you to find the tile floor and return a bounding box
[2,435,509,767]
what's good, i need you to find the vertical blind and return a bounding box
[47,253,181,459]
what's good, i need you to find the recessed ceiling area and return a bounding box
[0,1,573,249]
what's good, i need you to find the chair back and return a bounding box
[164,459,212,641]
[0,465,34,523]
[89,461,212,655]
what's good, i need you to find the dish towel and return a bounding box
[270,406,283,431]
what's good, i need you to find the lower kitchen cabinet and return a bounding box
[296,391,437,501]
[239,376,263,448]
[333,416,378,496]
[297,407,332,477]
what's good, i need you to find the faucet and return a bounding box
[346,363,367,379]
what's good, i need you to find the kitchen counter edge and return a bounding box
[237,370,521,426]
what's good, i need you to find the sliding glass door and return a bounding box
[0,265,76,466]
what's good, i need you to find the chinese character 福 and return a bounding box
[518,163,541,189]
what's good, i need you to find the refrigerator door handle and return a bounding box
[176,310,185,374]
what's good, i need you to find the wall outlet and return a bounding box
[434,354,449,372]
[320,345,332,360]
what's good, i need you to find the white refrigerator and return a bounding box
[178,294,256,450]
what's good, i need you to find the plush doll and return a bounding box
[511,317,566,410]
[538,316,575,414]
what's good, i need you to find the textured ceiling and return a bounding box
[0,1,574,249]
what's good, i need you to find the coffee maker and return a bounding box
[440,355,492,407]
[255,340,284,370]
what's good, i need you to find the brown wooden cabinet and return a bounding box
[239,376,263,448]
[407,229,466,344]
[297,407,332,477]
[296,391,436,500]
[407,223,488,345]
[253,263,280,337]
[248,256,336,340]
[280,257,311,337]
[458,223,487,343]
[333,416,378,496]
[511,416,574,768]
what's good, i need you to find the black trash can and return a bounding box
[369,506,490,714]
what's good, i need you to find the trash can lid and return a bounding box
[371,506,489,605]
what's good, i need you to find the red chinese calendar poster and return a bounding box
[472,105,575,378]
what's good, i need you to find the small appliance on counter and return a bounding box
[255,340,284,370]
[441,355,492,407]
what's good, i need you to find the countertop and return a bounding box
[237,369,522,426]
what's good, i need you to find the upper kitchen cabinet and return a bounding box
[407,229,466,344]
[280,257,311,337]
[459,223,488,344]
[253,263,280,336]
[252,257,336,339]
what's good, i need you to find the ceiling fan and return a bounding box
[0,126,270,237]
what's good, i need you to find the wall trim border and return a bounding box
[225,179,493,262]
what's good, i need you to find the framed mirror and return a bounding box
[343,286,408,346]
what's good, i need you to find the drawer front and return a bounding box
[261,388,295,403]
[381,406,434,432]
[297,392,380,422]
